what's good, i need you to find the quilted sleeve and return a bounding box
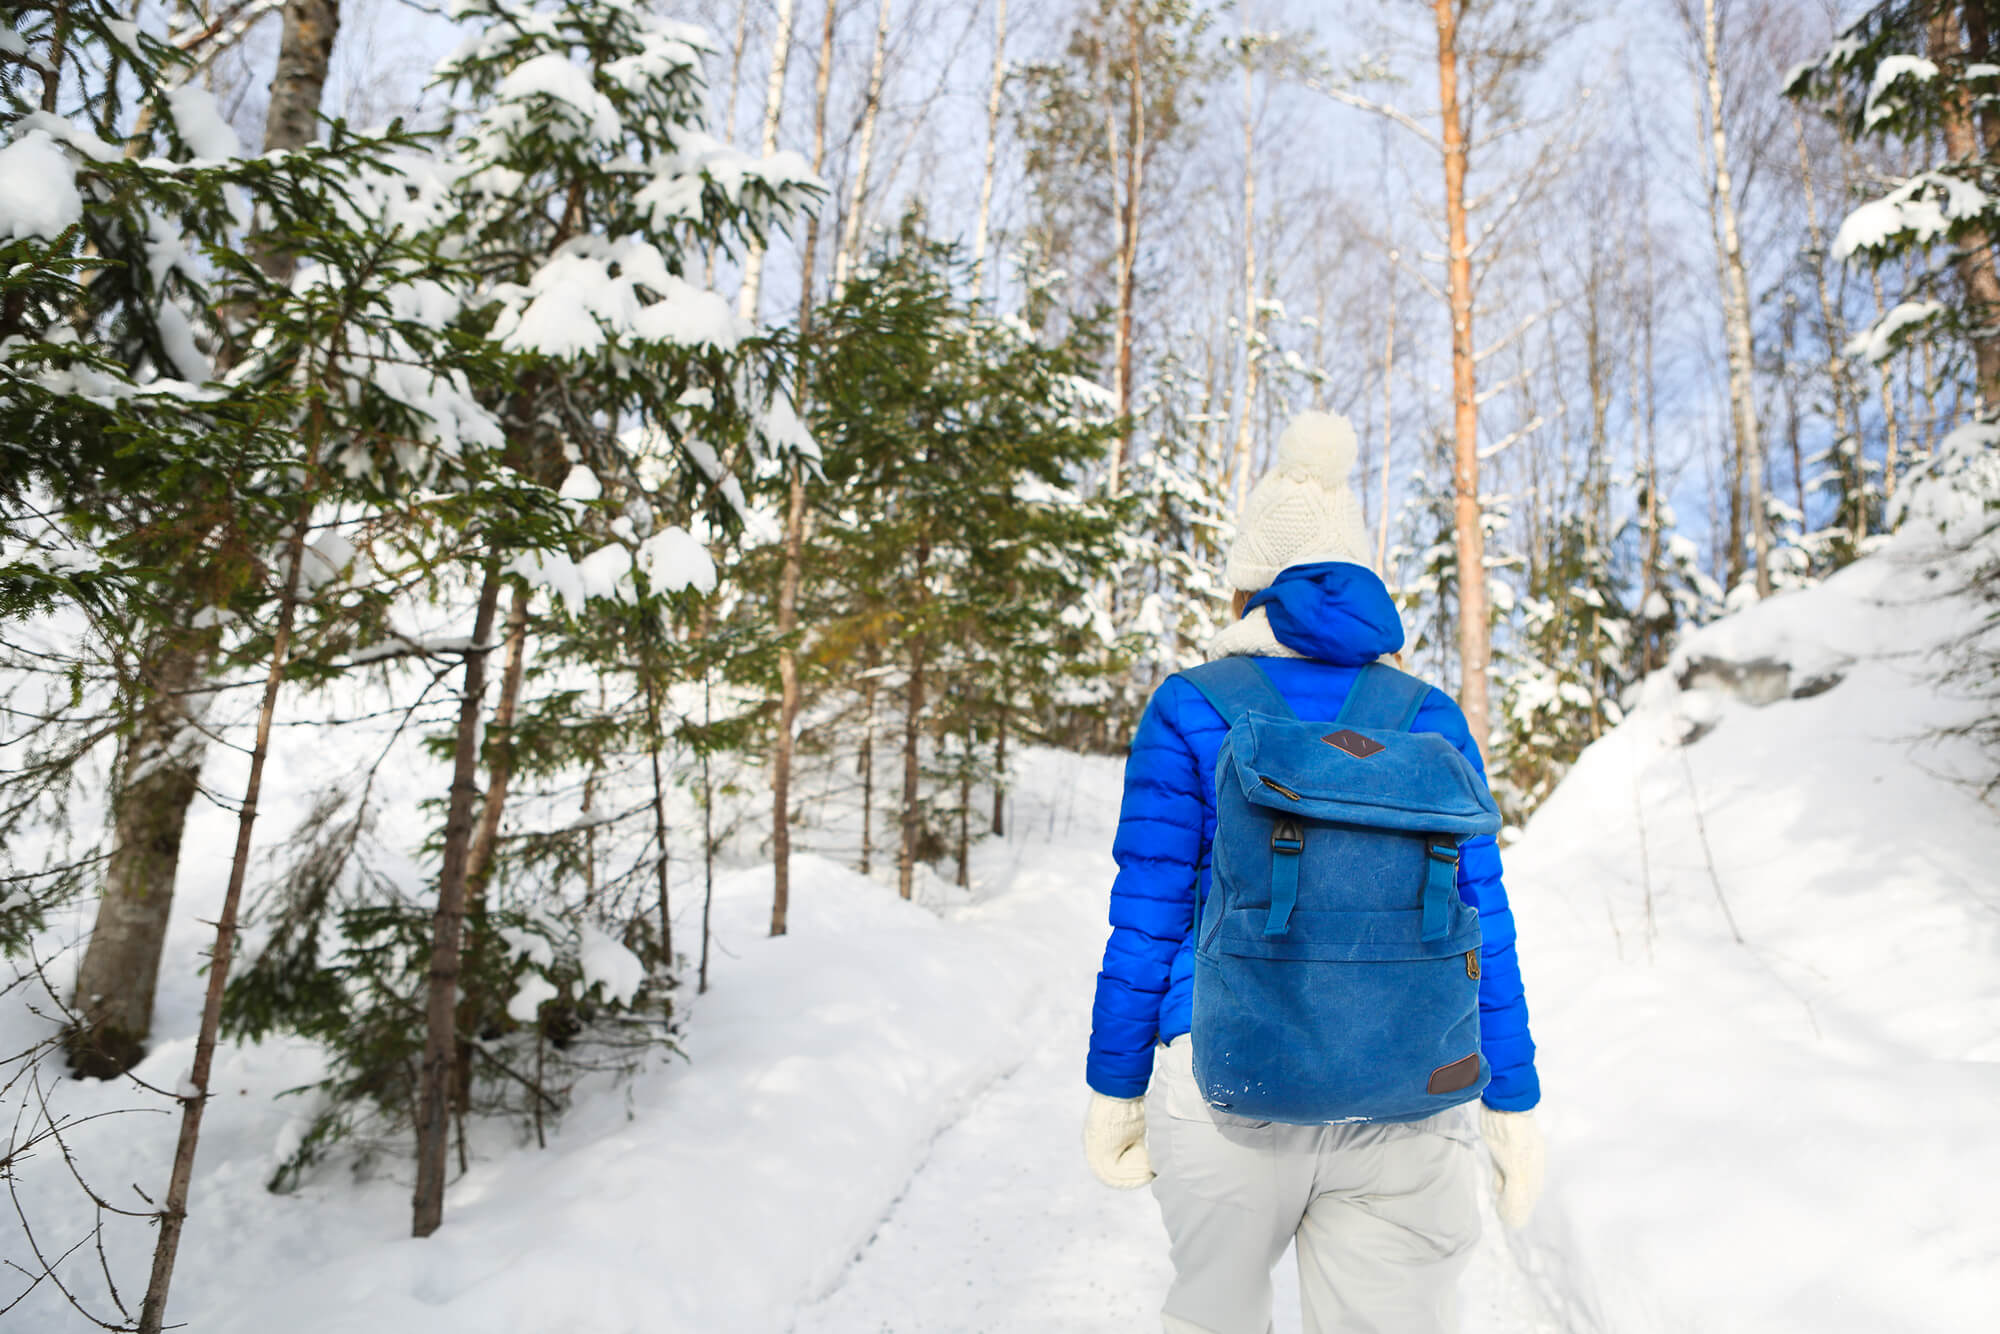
[1412,689,1542,1112]
[1086,680,1205,1099]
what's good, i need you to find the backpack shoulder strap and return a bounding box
[1333,661,1432,732]
[1176,656,1295,726]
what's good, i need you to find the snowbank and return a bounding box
[7,734,1121,1334]
[1505,546,2000,1333]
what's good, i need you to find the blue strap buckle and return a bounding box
[1266,820,1304,936]
[1421,842,1459,941]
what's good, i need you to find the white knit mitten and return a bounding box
[1480,1106,1545,1228]
[1083,1092,1154,1189]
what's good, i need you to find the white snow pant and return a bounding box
[1145,1036,1479,1334]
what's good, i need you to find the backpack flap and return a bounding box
[1225,715,1502,840]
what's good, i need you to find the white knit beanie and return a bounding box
[1224,411,1372,590]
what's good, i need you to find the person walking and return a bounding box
[1083,411,1543,1334]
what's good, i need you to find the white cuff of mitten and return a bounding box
[1083,1091,1154,1189]
[1480,1105,1545,1228]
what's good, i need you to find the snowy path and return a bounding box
[791,766,1567,1334]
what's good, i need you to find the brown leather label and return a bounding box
[1322,729,1385,758]
[1426,1054,1481,1095]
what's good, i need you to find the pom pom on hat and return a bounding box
[1224,410,1372,591]
[1273,411,1358,487]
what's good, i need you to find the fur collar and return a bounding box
[1204,606,1304,662]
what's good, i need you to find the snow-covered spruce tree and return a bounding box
[1790,1,2000,791]
[0,0,510,1064]
[1493,513,1635,818]
[1114,337,1236,703]
[791,224,1123,899]
[214,0,817,1233]
[1788,0,1999,409]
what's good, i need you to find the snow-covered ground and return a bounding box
[7,539,1998,1331]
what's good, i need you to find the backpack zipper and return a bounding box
[1260,776,1303,801]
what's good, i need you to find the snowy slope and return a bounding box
[1502,547,2000,1334]
[9,540,1997,1333]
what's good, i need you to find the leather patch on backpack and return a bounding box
[1426,1054,1481,1095]
[1321,729,1385,758]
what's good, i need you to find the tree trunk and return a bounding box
[1376,267,1397,573]
[1929,5,2000,406]
[707,1,753,290]
[1109,0,1146,491]
[453,583,528,1112]
[971,0,1009,298]
[137,458,320,1334]
[1231,47,1259,514]
[896,633,926,902]
[834,0,893,289]
[699,677,717,994]
[644,674,674,964]
[411,563,503,1239]
[772,0,834,939]
[1433,0,1491,755]
[990,677,1007,838]
[1700,0,1769,596]
[737,0,797,322]
[257,0,340,283]
[859,668,877,875]
[465,585,528,898]
[68,638,206,1077]
[1871,268,1903,506]
[770,471,807,936]
[955,726,971,890]
[80,0,344,1070]
[1792,107,1862,549]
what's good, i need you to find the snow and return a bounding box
[494,239,748,358]
[164,83,241,160]
[637,525,715,594]
[1834,171,1993,259]
[759,391,821,465]
[8,528,2000,1330]
[557,463,602,502]
[1844,300,1942,363]
[1508,544,2000,1334]
[577,924,644,1007]
[154,299,212,380]
[0,131,82,241]
[1863,53,1937,128]
[492,53,622,146]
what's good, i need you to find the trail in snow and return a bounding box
[791,782,1566,1334]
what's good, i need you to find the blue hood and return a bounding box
[1242,561,1406,666]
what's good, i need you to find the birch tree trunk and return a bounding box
[1376,262,1397,573]
[1231,46,1259,514]
[1109,0,1146,492]
[1433,0,1492,754]
[412,564,503,1239]
[1699,0,1770,596]
[707,2,752,290]
[738,0,797,322]
[68,639,206,1077]
[771,0,836,940]
[1791,107,1862,548]
[257,0,340,283]
[73,0,343,1074]
[971,0,1009,299]
[834,0,893,289]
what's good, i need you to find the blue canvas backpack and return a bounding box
[1176,656,1503,1124]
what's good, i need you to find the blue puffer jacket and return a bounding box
[1086,561,1540,1111]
